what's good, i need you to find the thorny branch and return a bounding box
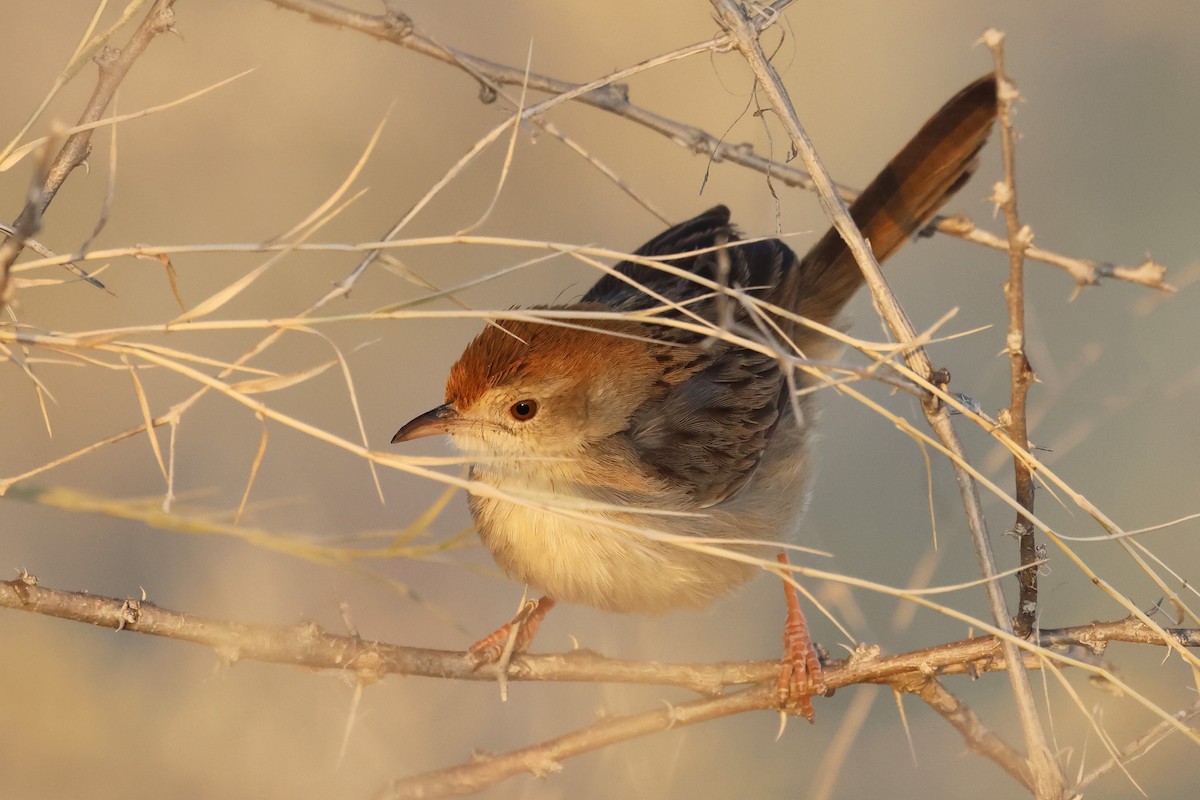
[0,0,177,306]
[984,31,1040,639]
[264,0,1173,294]
[705,2,1065,796]
[3,573,1198,799]
[913,678,1034,790]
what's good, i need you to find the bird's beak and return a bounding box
[391,403,459,443]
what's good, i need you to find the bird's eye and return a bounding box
[509,399,539,421]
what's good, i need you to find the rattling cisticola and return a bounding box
[394,74,998,718]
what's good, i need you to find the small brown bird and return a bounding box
[395,75,998,718]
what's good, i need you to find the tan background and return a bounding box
[2,1,1198,798]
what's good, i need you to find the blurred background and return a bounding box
[2,1,1198,798]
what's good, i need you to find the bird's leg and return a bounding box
[468,595,557,666]
[775,552,827,721]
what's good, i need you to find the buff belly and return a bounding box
[469,493,756,614]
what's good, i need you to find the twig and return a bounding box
[708,5,1070,796]
[374,684,774,799]
[1072,699,1200,793]
[6,571,1198,797]
[912,678,1035,791]
[983,31,1040,640]
[320,0,770,293]
[707,2,1064,796]
[1,0,177,305]
[261,0,1174,294]
[0,143,50,306]
[4,572,1197,693]
[936,215,1173,293]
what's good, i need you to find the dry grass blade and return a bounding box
[123,356,167,483]
[542,121,669,224]
[67,0,113,63]
[1,418,149,495]
[454,43,531,237]
[0,69,254,172]
[362,115,517,255]
[228,359,338,395]
[265,107,391,245]
[0,338,56,436]
[1056,512,1200,542]
[5,483,466,566]
[149,253,187,313]
[1041,657,1143,793]
[77,90,120,256]
[0,0,148,166]
[1074,700,1200,792]
[235,414,269,524]
[1123,541,1200,618]
[298,326,384,504]
[385,480,462,550]
[172,188,368,323]
[0,337,57,401]
[1043,530,1200,670]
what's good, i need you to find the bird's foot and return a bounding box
[777,628,827,722]
[467,596,556,666]
[775,552,828,721]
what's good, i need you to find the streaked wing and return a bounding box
[588,206,796,506]
[626,342,785,507]
[582,205,794,320]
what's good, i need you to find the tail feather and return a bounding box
[789,74,999,324]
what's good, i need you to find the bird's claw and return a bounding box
[775,551,827,721]
[467,596,556,667]
[776,639,828,721]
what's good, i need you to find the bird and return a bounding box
[394,74,998,719]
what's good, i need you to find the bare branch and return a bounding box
[913,678,1035,791]
[0,0,177,305]
[706,3,1062,795]
[982,31,1040,639]
[260,0,1173,294]
[4,571,1199,798]
[1072,699,1200,793]
[373,684,773,799]
[4,571,1196,689]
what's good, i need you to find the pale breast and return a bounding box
[468,490,755,614]
[462,415,813,614]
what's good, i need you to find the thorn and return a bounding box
[976,28,1006,49]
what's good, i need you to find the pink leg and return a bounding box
[468,596,557,665]
[776,552,827,721]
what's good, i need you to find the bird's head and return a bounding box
[392,310,661,460]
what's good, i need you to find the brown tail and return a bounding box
[789,74,998,324]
